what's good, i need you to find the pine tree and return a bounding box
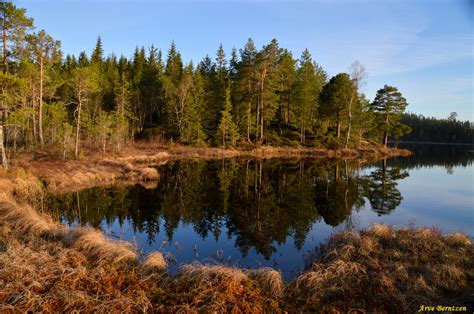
[78,51,89,67]
[131,46,146,130]
[371,85,409,147]
[0,2,34,74]
[72,66,99,157]
[25,30,60,147]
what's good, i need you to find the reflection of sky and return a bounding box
[101,217,336,280]
[355,165,474,236]
[61,154,474,281]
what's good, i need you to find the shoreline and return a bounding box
[392,140,474,146]
[8,143,411,194]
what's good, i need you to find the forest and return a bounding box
[400,112,473,144]
[1,2,414,161]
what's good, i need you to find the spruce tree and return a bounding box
[218,86,239,147]
[276,49,296,128]
[255,39,280,141]
[234,38,258,142]
[319,73,355,141]
[91,36,103,66]
[293,49,321,143]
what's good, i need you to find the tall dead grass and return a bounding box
[290,224,474,313]
[0,199,55,235]
[141,252,167,276]
[0,218,471,313]
[151,263,278,313]
[57,227,138,265]
[0,225,152,313]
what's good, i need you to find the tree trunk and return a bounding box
[247,102,251,142]
[286,94,290,126]
[255,91,259,140]
[383,114,389,147]
[75,94,82,158]
[336,119,341,138]
[39,56,44,147]
[259,66,267,141]
[0,126,7,169]
[3,11,7,74]
[345,95,354,148]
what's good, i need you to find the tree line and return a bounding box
[399,112,473,144]
[1,2,412,160]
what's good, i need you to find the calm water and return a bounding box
[47,144,474,279]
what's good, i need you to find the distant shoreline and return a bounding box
[392,140,474,146]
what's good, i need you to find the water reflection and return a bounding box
[46,144,473,271]
[48,158,408,258]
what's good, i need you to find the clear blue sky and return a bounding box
[17,0,473,121]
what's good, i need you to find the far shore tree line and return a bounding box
[399,112,473,144]
[5,2,471,168]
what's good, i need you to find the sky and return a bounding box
[16,0,474,121]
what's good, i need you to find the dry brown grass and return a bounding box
[150,263,278,313]
[141,252,167,276]
[59,228,138,265]
[0,224,152,313]
[247,267,285,297]
[0,199,56,235]
[166,144,410,161]
[290,224,474,313]
[0,214,471,313]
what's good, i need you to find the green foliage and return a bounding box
[319,73,356,140]
[400,113,473,144]
[180,70,207,146]
[44,102,67,144]
[0,1,34,72]
[6,2,456,152]
[371,85,409,146]
[293,49,326,143]
[218,87,239,147]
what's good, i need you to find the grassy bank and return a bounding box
[0,181,472,312]
[1,213,471,312]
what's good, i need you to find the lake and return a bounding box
[46,144,474,279]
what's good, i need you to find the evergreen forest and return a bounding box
[2,2,469,160]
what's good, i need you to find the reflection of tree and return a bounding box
[315,162,365,227]
[366,159,409,215]
[388,144,473,170]
[47,158,391,261]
